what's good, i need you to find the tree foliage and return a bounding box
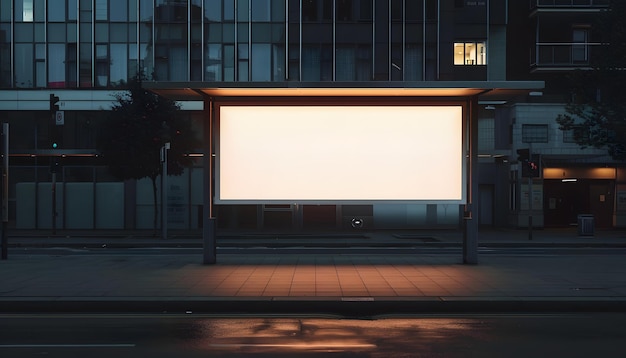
[98,73,200,231]
[556,1,626,160]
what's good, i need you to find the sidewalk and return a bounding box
[1,228,626,315]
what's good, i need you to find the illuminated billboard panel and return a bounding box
[216,105,465,204]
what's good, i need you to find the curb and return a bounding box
[8,241,626,249]
[2,298,626,316]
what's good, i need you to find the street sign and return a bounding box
[55,111,65,125]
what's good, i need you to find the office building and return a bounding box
[3,1,614,232]
[506,0,621,229]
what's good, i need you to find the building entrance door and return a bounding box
[543,179,614,228]
[590,183,614,228]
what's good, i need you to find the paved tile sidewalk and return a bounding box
[2,251,626,315]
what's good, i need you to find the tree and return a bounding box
[556,1,626,160]
[98,73,200,233]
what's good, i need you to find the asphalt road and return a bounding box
[1,313,625,357]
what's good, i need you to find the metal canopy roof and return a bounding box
[143,80,544,101]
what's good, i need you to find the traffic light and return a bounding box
[528,154,541,178]
[50,126,61,149]
[517,149,541,178]
[49,94,61,149]
[520,153,541,178]
[50,93,60,112]
[49,120,61,149]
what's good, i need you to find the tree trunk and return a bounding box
[151,175,158,237]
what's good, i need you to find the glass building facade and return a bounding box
[0,0,510,231]
[1,1,618,232]
[0,0,498,88]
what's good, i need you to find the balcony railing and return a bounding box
[530,42,602,69]
[531,0,609,8]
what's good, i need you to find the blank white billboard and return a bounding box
[216,105,465,204]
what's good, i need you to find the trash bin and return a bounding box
[577,214,594,236]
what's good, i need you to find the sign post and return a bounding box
[50,94,61,235]
[528,144,533,240]
[161,142,170,239]
[55,110,65,125]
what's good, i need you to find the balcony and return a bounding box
[530,42,601,71]
[530,0,609,16]
[531,0,609,8]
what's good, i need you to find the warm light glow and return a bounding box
[590,167,616,179]
[544,167,615,180]
[217,105,465,204]
[202,87,483,97]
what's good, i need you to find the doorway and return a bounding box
[543,179,614,228]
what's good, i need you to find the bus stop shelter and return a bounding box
[145,80,544,265]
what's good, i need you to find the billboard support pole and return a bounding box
[463,96,479,265]
[201,94,216,265]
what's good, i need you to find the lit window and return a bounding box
[454,41,486,65]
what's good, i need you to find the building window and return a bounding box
[454,41,486,65]
[302,0,333,22]
[49,44,67,88]
[336,45,371,81]
[478,117,495,151]
[522,124,549,143]
[17,0,34,22]
[95,44,109,87]
[572,27,589,63]
[251,43,271,81]
[95,0,108,21]
[563,128,576,143]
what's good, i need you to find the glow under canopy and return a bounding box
[216,105,465,204]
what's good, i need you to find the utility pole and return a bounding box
[50,94,60,235]
[517,145,541,240]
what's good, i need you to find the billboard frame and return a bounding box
[213,97,468,205]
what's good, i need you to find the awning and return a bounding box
[143,80,544,101]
